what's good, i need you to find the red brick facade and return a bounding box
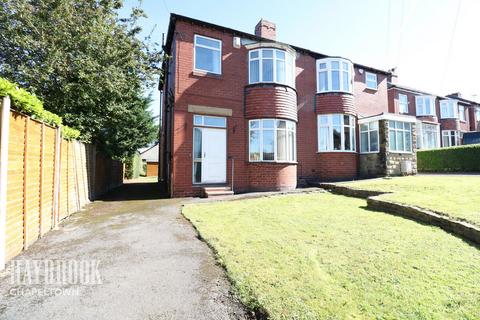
[160,14,480,197]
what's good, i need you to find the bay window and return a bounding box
[194,35,221,74]
[389,121,412,152]
[399,94,409,113]
[249,119,296,162]
[415,95,436,116]
[316,58,353,94]
[317,114,356,152]
[442,130,461,147]
[418,122,439,149]
[440,99,458,119]
[360,121,379,153]
[459,105,466,121]
[249,49,295,87]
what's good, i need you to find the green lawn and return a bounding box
[338,175,480,227]
[183,193,480,320]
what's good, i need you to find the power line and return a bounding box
[441,0,462,91]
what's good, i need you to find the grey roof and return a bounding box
[139,143,159,162]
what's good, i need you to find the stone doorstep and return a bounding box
[317,183,480,246]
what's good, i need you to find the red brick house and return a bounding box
[159,14,479,197]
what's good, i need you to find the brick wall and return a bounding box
[3,109,122,262]
[245,85,297,121]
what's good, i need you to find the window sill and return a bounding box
[192,70,222,79]
[417,114,437,117]
[365,87,378,92]
[316,91,354,95]
[360,151,380,154]
[387,151,413,154]
[248,161,298,165]
[317,151,357,154]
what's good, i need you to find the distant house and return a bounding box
[140,143,159,177]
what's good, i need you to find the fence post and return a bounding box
[0,97,11,270]
[23,117,29,250]
[39,123,44,237]
[52,127,61,228]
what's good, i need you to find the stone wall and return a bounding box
[359,119,417,177]
[384,120,418,175]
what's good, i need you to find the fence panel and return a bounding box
[2,110,123,264]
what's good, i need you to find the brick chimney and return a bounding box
[255,19,276,40]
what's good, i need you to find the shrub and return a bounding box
[124,153,143,179]
[0,77,81,139]
[417,145,480,172]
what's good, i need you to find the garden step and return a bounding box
[203,187,234,198]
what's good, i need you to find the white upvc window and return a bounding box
[415,95,436,116]
[360,121,379,153]
[388,121,412,153]
[442,130,461,147]
[417,122,440,150]
[317,114,356,152]
[249,119,296,162]
[249,49,295,87]
[440,99,458,119]
[365,72,378,90]
[459,105,466,122]
[316,58,353,94]
[399,94,409,113]
[476,108,480,122]
[193,114,227,128]
[194,34,222,74]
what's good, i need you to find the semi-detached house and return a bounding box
[159,14,480,197]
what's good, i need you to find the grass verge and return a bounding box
[183,193,480,319]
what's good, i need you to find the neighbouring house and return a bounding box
[158,13,480,197]
[140,143,159,177]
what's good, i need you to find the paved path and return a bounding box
[0,182,250,320]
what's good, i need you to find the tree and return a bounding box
[0,0,161,159]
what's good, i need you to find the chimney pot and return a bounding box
[255,19,276,41]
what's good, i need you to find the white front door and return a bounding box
[201,128,226,183]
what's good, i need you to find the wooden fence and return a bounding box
[0,97,123,267]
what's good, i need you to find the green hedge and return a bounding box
[417,144,480,172]
[124,153,144,179]
[0,77,80,140]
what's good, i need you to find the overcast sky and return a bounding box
[120,0,480,116]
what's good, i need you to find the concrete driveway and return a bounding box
[0,182,250,320]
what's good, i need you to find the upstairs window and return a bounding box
[365,72,378,90]
[360,121,379,153]
[440,99,458,119]
[194,35,221,74]
[389,121,412,153]
[399,94,409,113]
[249,49,295,87]
[459,105,466,121]
[317,114,355,152]
[415,96,436,116]
[316,58,353,94]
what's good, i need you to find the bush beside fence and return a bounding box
[417,144,480,172]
